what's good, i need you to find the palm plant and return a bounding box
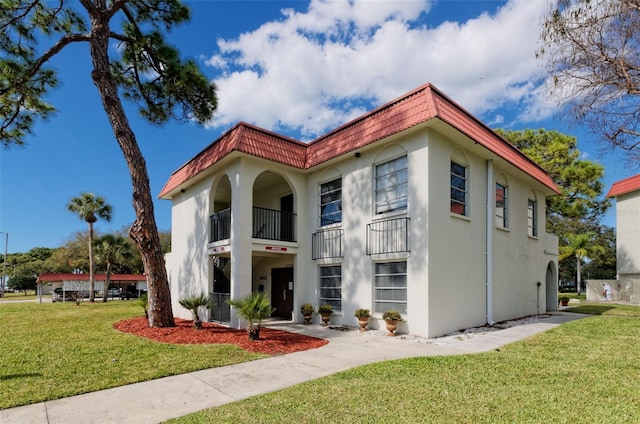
[226,292,276,340]
[67,193,112,302]
[178,293,211,329]
[94,234,131,302]
[559,232,605,295]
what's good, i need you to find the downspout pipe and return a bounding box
[486,159,495,326]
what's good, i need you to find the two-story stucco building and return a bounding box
[606,174,640,304]
[159,83,560,338]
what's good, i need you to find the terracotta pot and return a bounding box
[385,319,398,336]
[320,313,331,326]
[357,316,369,331]
[303,313,312,325]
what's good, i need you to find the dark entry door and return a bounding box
[271,267,293,319]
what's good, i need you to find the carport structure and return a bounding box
[36,273,147,302]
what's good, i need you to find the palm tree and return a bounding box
[227,292,276,340]
[178,293,211,329]
[67,193,112,302]
[94,234,131,302]
[559,232,605,295]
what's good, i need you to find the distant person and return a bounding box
[602,283,612,301]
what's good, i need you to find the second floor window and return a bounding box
[528,197,537,237]
[450,161,467,215]
[375,155,408,215]
[496,183,508,228]
[320,178,342,226]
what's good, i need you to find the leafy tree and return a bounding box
[8,274,37,294]
[94,234,132,302]
[498,129,614,289]
[67,193,112,302]
[539,0,640,157]
[1,2,217,327]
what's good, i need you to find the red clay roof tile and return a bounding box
[607,173,640,197]
[158,83,560,198]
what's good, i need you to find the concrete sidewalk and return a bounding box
[0,312,586,424]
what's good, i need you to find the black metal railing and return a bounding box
[366,217,410,255]
[210,208,231,242]
[210,292,231,323]
[312,228,344,259]
[253,206,296,242]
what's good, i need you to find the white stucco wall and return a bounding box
[616,191,640,274]
[165,123,557,337]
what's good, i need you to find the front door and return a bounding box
[271,267,294,319]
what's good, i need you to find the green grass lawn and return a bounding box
[0,301,265,409]
[168,303,640,423]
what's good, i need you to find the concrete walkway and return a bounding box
[0,312,586,424]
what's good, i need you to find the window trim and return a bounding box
[374,155,408,216]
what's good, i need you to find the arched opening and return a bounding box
[209,175,232,322]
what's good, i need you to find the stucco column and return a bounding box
[228,162,254,329]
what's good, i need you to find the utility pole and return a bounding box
[0,232,7,298]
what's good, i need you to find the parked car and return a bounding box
[107,288,120,297]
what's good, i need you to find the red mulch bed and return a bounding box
[114,317,329,355]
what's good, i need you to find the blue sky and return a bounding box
[0,0,636,253]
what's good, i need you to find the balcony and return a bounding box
[312,228,344,259]
[366,217,410,255]
[209,207,296,243]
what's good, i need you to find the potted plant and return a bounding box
[560,296,570,307]
[318,304,333,326]
[227,292,276,340]
[178,293,211,329]
[354,308,371,331]
[382,309,403,336]
[301,303,314,325]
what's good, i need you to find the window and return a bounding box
[495,183,508,228]
[320,178,342,226]
[375,156,408,214]
[319,265,342,311]
[450,161,468,215]
[374,261,407,314]
[528,197,537,237]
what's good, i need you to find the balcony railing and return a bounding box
[253,206,296,242]
[210,208,231,242]
[366,217,410,255]
[312,228,344,259]
[209,207,297,243]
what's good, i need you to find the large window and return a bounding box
[495,183,508,228]
[528,197,537,237]
[450,161,467,216]
[374,261,407,314]
[320,178,342,226]
[319,265,342,311]
[375,156,408,215]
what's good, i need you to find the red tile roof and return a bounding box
[607,173,640,197]
[36,273,147,283]
[159,83,560,198]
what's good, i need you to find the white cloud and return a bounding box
[204,0,556,138]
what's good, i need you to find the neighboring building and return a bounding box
[606,174,640,303]
[159,83,560,338]
[37,273,148,299]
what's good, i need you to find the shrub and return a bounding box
[382,310,403,322]
[178,293,211,329]
[354,308,371,318]
[300,303,314,314]
[318,304,333,314]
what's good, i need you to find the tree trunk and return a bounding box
[576,254,582,295]
[86,7,174,327]
[88,221,95,302]
[102,261,110,303]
